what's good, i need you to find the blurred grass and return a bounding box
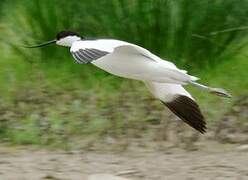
[2,0,248,67]
[0,0,247,147]
[0,46,247,147]
[188,53,248,124]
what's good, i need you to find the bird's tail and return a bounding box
[190,81,232,98]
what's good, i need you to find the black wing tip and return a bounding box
[163,95,207,134]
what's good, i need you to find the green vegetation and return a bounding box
[0,0,247,147]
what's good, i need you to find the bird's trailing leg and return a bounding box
[190,81,232,98]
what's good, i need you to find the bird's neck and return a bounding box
[56,36,81,47]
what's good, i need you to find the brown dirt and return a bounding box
[0,142,248,180]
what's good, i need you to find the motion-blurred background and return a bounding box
[0,0,247,149]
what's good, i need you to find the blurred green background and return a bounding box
[0,0,247,148]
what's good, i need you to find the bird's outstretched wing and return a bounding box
[112,45,159,62]
[71,39,198,87]
[70,40,162,64]
[70,39,120,64]
[145,81,206,133]
[71,48,109,64]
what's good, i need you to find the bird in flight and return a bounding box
[26,30,231,133]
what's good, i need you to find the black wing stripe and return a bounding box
[72,48,109,64]
[72,53,79,63]
[87,48,101,55]
[163,95,206,134]
[75,52,88,64]
[84,49,99,59]
[79,49,94,61]
[79,52,90,63]
[88,48,109,56]
[76,51,85,60]
[72,52,83,64]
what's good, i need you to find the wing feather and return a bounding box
[163,96,206,133]
[145,81,206,133]
[71,48,109,64]
[70,40,197,84]
[76,51,89,63]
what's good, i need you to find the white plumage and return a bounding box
[71,39,197,84]
[26,31,231,133]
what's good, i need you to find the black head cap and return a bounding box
[56,30,81,40]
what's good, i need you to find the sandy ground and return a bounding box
[0,142,248,180]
